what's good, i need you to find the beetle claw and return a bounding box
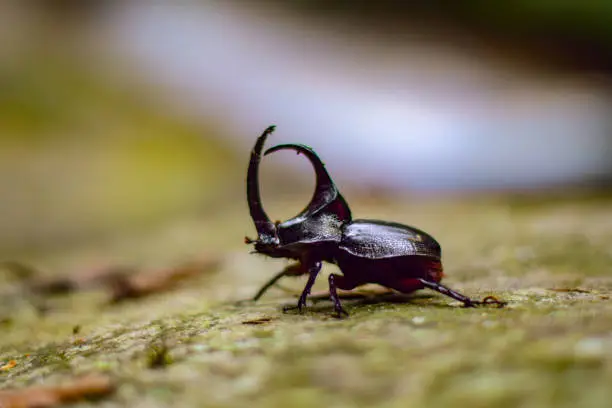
[282,304,305,314]
[480,296,507,308]
[471,296,507,308]
[332,308,349,319]
[282,295,309,313]
[297,298,308,312]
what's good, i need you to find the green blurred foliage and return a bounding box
[0,54,240,254]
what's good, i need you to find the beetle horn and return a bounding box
[247,125,276,239]
[264,143,351,220]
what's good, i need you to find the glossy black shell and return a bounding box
[339,220,441,260]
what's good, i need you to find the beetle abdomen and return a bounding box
[335,251,443,288]
[339,220,441,259]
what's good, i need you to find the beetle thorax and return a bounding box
[277,212,344,246]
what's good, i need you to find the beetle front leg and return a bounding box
[253,262,306,301]
[282,260,322,313]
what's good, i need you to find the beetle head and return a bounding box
[246,126,351,257]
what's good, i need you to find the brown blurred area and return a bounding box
[0,1,611,255]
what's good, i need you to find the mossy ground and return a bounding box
[1,193,612,408]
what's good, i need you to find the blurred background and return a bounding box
[1,0,612,256]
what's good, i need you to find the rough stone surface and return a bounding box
[1,194,612,408]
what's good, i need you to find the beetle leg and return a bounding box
[298,261,322,311]
[253,262,306,301]
[252,270,285,301]
[328,274,351,318]
[418,279,477,307]
[282,261,322,313]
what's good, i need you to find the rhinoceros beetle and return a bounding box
[245,125,505,317]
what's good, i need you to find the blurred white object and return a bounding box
[99,2,612,191]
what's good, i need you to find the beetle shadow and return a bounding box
[270,291,445,316]
[231,289,464,313]
[306,290,440,309]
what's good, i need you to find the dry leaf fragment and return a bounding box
[0,360,17,371]
[241,317,273,325]
[107,258,219,303]
[0,375,115,408]
[547,288,592,293]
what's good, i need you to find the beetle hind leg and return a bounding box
[418,279,506,308]
[417,279,478,307]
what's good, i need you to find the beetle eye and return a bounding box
[254,233,279,248]
[254,239,278,254]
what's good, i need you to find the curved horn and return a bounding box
[247,125,276,238]
[264,143,350,219]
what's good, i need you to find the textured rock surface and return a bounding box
[1,193,612,408]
